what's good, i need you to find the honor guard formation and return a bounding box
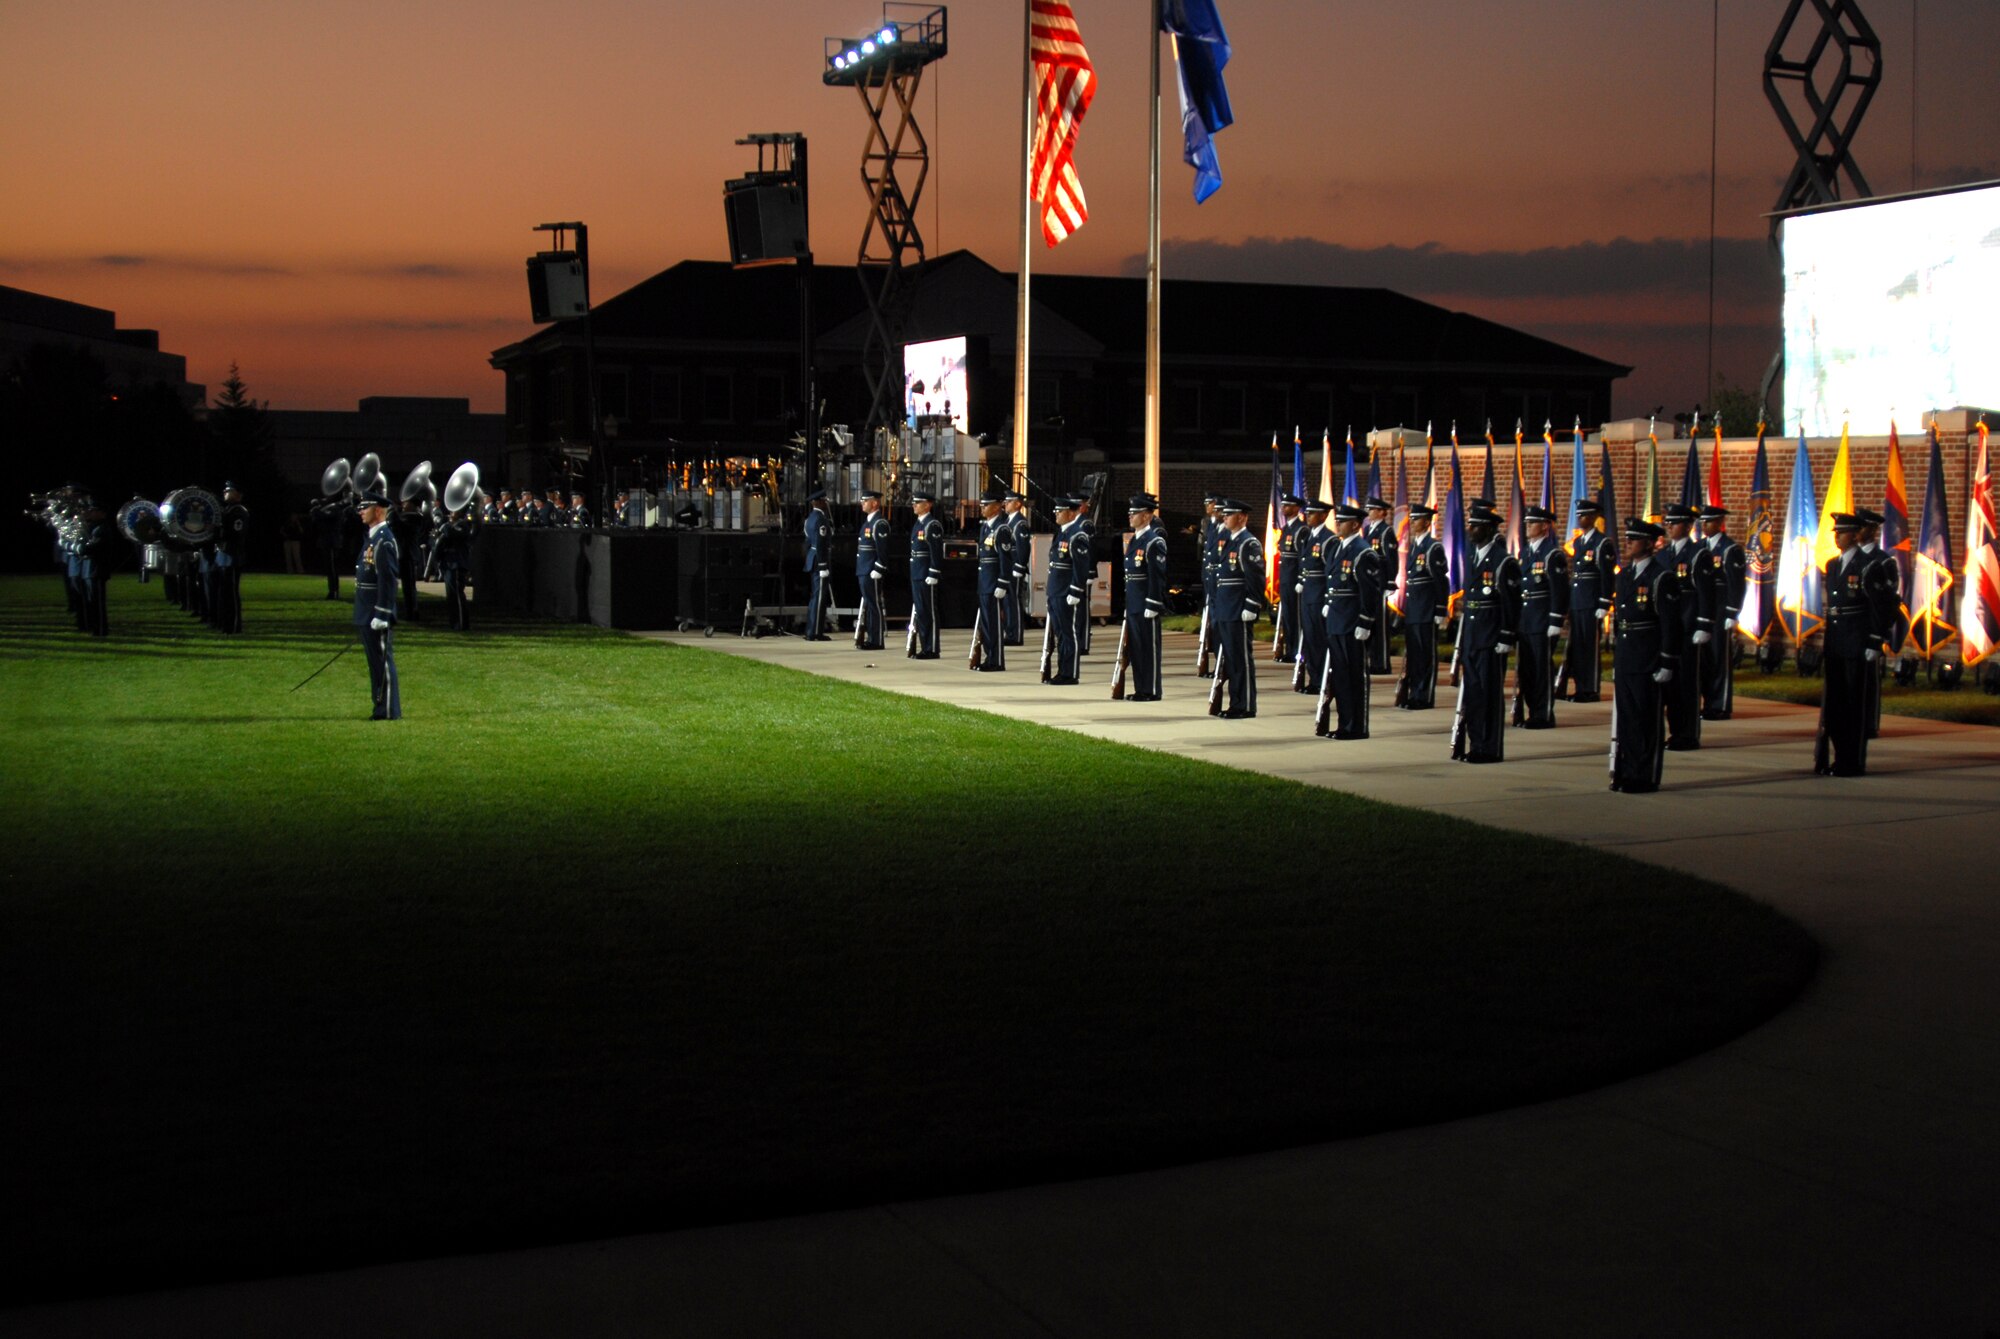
[759,483,1917,790]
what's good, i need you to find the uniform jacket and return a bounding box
[1709,532,1749,623]
[1665,536,1720,640]
[1007,510,1031,584]
[1276,515,1307,581]
[1570,527,1615,617]
[1822,547,1899,659]
[1213,526,1266,619]
[856,511,890,579]
[354,522,399,627]
[804,507,830,572]
[1403,533,1448,622]
[1123,523,1169,615]
[1521,535,1571,634]
[977,513,1014,594]
[1054,520,1092,601]
[1324,532,1384,636]
[1611,555,1683,674]
[1458,540,1523,653]
[909,512,944,583]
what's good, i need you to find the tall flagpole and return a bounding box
[1013,0,1035,493]
[1143,12,1164,497]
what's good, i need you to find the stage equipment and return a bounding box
[526,221,604,521]
[823,4,947,440]
[160,486,222,547]
[526,252,587,324]
[117,497,163,546]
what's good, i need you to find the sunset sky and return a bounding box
[3,0,1996,420]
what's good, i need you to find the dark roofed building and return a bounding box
[0,283,205,409]
[489,250,1627,493]
[267,397,504,502]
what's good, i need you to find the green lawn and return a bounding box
[0,574,1815,1304]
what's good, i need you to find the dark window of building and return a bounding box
[1212,383,1247,434]
[508,373,527,426]
[703,370,734,423]
[1168,382,1201,432]
[650,369,682,423]
[1298,386,1335,436]
[1258,384,1291,435]
[753,369,788,424]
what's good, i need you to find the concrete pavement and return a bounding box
[9,628,1997,1337]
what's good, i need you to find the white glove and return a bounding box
[1354,627,1372,642]
[1723,617,1737,633]
[1864,647,1880,663]
[1548,625,1563,639]
[1066,595,1080,607]
[1143,608,1158,619]
[818,568,830,578]
[1239,609,1257,623]
[370,617,389,631]
[1435,616,1448,628]
[1652,667,1673,684]
[995,586,1007,599]
[1692,630,1711,646]
[1294,583,1304,593]
[925,576,938,586]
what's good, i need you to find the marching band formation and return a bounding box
[785,483,1907,789]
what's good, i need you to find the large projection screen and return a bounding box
[903,336,969,433]
[1782,181,2000,437]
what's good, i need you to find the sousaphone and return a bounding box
[400,460,434,505]
[352,452,384,499]
[321,457,353,498]
[442,462,481,514]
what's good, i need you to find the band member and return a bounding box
[1316,501,1383,738]
[1003,490,1029,646]
[1274,492,1306,663]
[611,491,631,527]
[854,489,889,650]
[1563,499,1615,701]
[1075,496,1097,654]
[1121,494,1169,699]
[1609,519,1681,792]
[974,489,1012,671]
[907,490,943,659]
[497,490,518,523]
[1295,500,1333,694]
[76,498,112,637]
[392,497,429,622]
[436,503,477,631]
[1816,512,1898,776]
[485,491,506,525]
[213,482,248,634]
[1855,507,1901,738]
[1661,503,1717,750]
[1363,495,1395,674]
[1197,494,1223,677]
[1516,505,1569,728]
[568,492,591,529]
[1045,496,1086,684]
[1700,504,1747,720]
[1214,499,1265,717]
[354,483,401,721]
[1451,502,1521,763]
[544,491,568,527]
[1399,503,1449,709]
[804,488,833,641]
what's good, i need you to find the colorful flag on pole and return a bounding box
[1678,414,1703,509]
[1775,425,1824,644]
[1424,424,1437,509]
[1964,419,1998,666]
[1291,426,1305,501]
[1707,417,1724,508]
[1741,421,1777,644]
[1342,428,1359,507]
[1539,421,1554,514]
[1505,422,1527,555]
[1363,435,1382,507]
[1263,431,1282,606]
[1028,0,1097,246]
[1442,440,1469,615]
[1160,0,1232,204]
[1813,422,1856,573]
[1907,421,1956,658]
[1883,419,1912,640]
[1597,436,1620,551]
[1564,422,1589,555]
[1479,423,1496,503]
[1390,440,1411,616]
[1643,421,1662,524]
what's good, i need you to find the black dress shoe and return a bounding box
[1461,753,1502,764]
[1666,740,1700,752]
[1571,693,1601,703]
[1701,710,1732,720]
[1333,730,1366,740]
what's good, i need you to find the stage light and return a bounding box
[862,39,876,54]
[879,26,895,42]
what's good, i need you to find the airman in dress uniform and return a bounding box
[906,490,944,659]
[1516,504,1569,729]
[1661,503,1718,751]
[1212,499,1265,718]
[75,498,112,637]
[803,488,833,641]
[1363,495,1396,674]
[1816,512,1899,776]
[1075,496,1097,654]
[1700,504,1748,720]
[974,489,1013,671]
[1120,494,1169,700]
[1044,496,1087,684]
[393,496,429,622]
[213,482,249,634]
[1609,519,1681,792]
[1197,494,1223,676]
[435,501,477,631]
[1293,500,1333,694]
[1274,493,1307,663]
[568,492,591,529]
[854,489,889,650]
[354,482,401,721]
[1451,502,1522,763]
[1003,491,1030,646]
[1399,503,1448,709]
[1562,499,1615,702]
[1314,501,1383,738]
[1855,507,1901,738]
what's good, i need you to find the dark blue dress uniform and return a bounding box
[1816,517,1899,776]
[76,509,113,637]
[1563,508,1615,701]
[1701,507,1748,720]
[1452,514,1523,763]
[1212,504,1266,717]
[1294,507,1333,694]
[1860,528,1903,739]
[974,498,1013,670]
[1661,507,1719,750]
[906,497,944,658]
[214,489,249,634]
[854,494,889,650]
[1609,524,1682,792]
[390,503,428,622]
[1363,501,1396,674]
[1046,504,1088,684]
[436,510,476,631]
[1516,518,1570,729]
[355,500,402,720]
[803,495,833,641]
[1315,507,1384,739]
[1075,506,1097,654]
[1400,507,1449,709]
[1274,498,1307,663]
[310,495,347,598]
[1197,499,1223,676]
[1121,500,1170,700]
[1004,496,1030,646]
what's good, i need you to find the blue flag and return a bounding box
[1774,426,1823,643]
[1442,442,1469,612]
[1564,425,1589,552]
[1597,438,1620,551]
[1678,433,1703,509]
[1161,0,1232,203]
[1741,425,1777,643]
[1908,423,1958,657]
[1342,431,1359,507]
[1291,428,1305,501]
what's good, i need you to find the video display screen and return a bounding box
[903,336,969,433]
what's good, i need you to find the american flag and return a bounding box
[1030,0,1096,246]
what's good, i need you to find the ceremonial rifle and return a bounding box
[1111,619,1130,699]
[968,605,985,670]
[1312,649,1335,736]
[1195,604,1213,677]
[1039,594,1056,681]
[1207,629,1228,715]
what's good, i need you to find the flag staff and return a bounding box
[1013,0,1034,493]
[1143,17,1164,497]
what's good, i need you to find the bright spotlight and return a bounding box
[861,39,876,54]
[879,26,895,42]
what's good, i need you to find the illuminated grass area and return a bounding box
[0,574,1814,1304]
